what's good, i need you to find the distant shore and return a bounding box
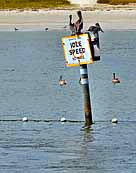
[0,3,136,31]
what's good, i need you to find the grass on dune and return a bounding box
[0,0,136,9]
[98,0,136,5]
[0,0,70,9]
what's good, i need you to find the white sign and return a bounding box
[62,34,93,67]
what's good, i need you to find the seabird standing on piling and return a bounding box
[88,23,104,34]
[69,11,83,35]
[75,10,83,34]
[69,15,76,35]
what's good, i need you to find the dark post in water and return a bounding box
[77,10,93,127]
[80,64,93,127]
[62,11,103,127]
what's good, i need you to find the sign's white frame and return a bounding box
[62,34,93,67]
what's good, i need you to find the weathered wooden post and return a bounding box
[80,64,93,127]
[62,33,93,128]
[61,11,102,128]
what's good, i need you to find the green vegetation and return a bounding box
[0,0,70,9]
[98,0,136,5]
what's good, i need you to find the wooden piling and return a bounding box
[62,10,94,128]
[80,64,93,127]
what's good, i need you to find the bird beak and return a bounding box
[100,27,104,33]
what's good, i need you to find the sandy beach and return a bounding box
[0,4,136,31]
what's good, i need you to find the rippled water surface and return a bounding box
[0,30,136,172]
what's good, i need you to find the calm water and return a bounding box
[0,30,136,172]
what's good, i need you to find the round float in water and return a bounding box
[111,118,118,123]
[60,117,66,122]
[22,117,28,122]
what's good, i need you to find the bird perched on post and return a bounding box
[69,11,83,35]
[69,14,76,35]
[59,75,67,86]
[88,23,104,34]
[75,10,83,34]
[112,73,120,84]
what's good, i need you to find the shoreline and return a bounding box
[0,4,136,31]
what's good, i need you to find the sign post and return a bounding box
[62,34,93,67]
[62,34,93,127]
[80,64,93,127]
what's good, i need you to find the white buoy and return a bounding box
[60,117,66,122]
[22,117,28,122]
[111,118,118,123]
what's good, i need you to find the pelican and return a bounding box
[59,75,67,86]
[112,73,120,84]
[88,23,104,34]
[75,10,83,34]
[69,14,76,35]
[69,11,83,35]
